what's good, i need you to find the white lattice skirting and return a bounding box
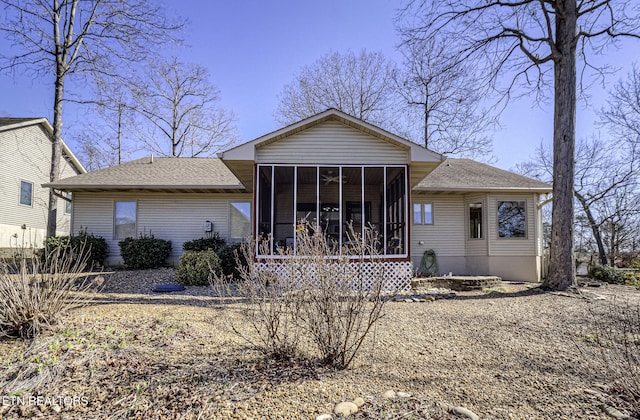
[253,260,412,291]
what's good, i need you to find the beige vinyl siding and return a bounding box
[487,193,538,256]
[464,193,488,256]
[72,192,252,264]
[71,194,114,242]
[411,195,465,259]
[0,124,77,247]
[256,120,408,164]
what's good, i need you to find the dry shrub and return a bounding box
[0,246,93,339]
[214,239,304,361]
[584,298,640,416]
[214,224,392,369]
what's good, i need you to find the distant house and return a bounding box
[0,118,86,250]
[47,109,551,283]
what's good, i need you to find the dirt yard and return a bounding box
[0,269,637,419]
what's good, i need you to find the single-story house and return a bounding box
[0,117,86,250]
[46,109,551,283]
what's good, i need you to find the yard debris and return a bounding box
[2,268,639,418]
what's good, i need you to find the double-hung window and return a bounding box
[230,202,251,241]
[64,192,72,214]
[469,202,483,239]
[114,201,137,239]
[19,180,33,206]
[413,203,433,225]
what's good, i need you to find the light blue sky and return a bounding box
[1,0,638,170]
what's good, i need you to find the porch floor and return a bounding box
[411,275,502,291]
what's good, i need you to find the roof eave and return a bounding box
[0,118,48,132]
[43,183,247,192]
[412,186,552,193]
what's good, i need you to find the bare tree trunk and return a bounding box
[47,1,67,239]
[575,192,608,266]
[423,86,429,148]
[47,76,64,238]
[117,102,123,164]
[543,0,577,290]
[609,224,617,267]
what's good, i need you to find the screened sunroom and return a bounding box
[256,164,408,258]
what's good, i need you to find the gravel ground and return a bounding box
[1,268,638,419]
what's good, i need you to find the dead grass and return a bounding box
[0,281,637,419]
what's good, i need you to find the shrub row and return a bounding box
[588,265,625,284]
[588,264,640,285]
[42,228,108,269]
[41,230,247,282]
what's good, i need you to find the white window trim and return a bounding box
[64,192,72,215]
[468,202,484,240]
[229,201,252,242]
[113,201,138,240]
[19,180,34,207]
[413,202,433,225]
[496,200,528,239]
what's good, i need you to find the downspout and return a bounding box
[52,189,72,202]
[538,193,553,281]
[537,194,553,209]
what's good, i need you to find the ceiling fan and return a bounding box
[321,170,346,185]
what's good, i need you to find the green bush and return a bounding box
[42,228,108,269]
[217,242,248,279]
[182,234,226,252]
[624,270,640,287]
[177,249,222,286]
[588,265,625,284]
[119,233,171,269]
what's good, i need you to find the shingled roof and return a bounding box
[45,157,245,192]
[414,158,551,192]
[48,156,549,194]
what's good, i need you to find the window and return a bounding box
[230,202,251,240]
[413,203,433,225]
[64,192,72,214]
[114,201,137,239]
[19,180,33,206]
[469,202,483,239]
[497,201,526,238]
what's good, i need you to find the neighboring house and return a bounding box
[0,118,86,250]
[47,109,551,282]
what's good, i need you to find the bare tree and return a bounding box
[398,0,640,290]
[517,136,637,267]
[598,186,640,264]
[130,57,237,157]
[75,78,139,170]
[598,65,640,263]
[601,63,640,148]
[0,0,183,237]
[392,36,496,159]
[275,49,396,128]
